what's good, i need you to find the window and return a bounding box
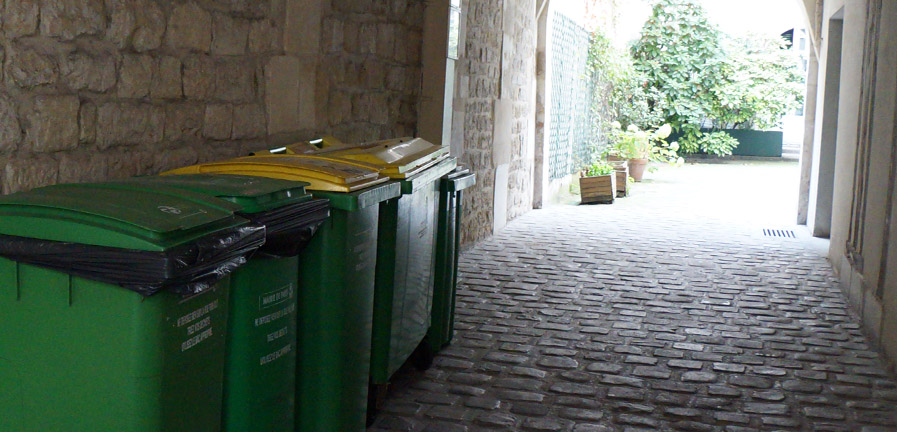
[448,0,461,59]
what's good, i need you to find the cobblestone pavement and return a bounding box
[370,161,897,432]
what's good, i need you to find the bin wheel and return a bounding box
[366,382,388,426]
[412,340,435,371]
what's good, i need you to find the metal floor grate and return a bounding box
[763,229,796,238]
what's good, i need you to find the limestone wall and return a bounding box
[503,0,537,223]
[456,0,536,245]
[0,0,424,194]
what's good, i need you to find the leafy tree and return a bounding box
[630,0,726,146]
[629,0,806,155]
[710,34,805,130]
[587,31,665,160]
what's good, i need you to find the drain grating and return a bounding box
[763,229,796,238]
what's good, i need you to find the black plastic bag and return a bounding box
[241,199,331,258]
[0,224,266,297]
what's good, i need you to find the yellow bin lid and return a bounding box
[163,155,388,193]
[252,137,449,179]
[254,136,349,156]
[327,137,450,179]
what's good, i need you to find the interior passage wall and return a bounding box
[806,0,897,369]
[0,0,425,194]
[455,0,537,245]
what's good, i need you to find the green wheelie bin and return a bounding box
[427,167,476,355]
[324,139,456,384]
[254,138,457,405]
[165,155,400,432]
[0,183,265,432]
[112,174,331,432]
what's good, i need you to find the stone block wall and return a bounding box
[457,0,503,244]
[456,0,536,245]
[502,0,536,223]
[318,0,425,143]
[0,0,425,194]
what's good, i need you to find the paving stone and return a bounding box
[556,396,601,409]
[713,363,747,373]
[761,416,801,428]
[465,397,501,410]
[804,406,846,420]
[668,360,703,370]
[497,390,545,402]
[522,417,564,431]
[426,405,469,422]
[752,390,786,401]
[742,403,789,415]
[549,382,597,396]
[597,374,643,387]
[728,375,773,389]
[672,421,716,432]
[665,407,702,418]
[606,387,645,401]
[573,425,614,432]
[782,379,823,393]
[537,356,579,369]
[587,362,624,374]
[475,412,517,428]
[632,366,671,379]
[559,407,604,421]
[681,372,717,383]
[617,414,659,427]
[625,355,659,366]
[510,402,550,417]
[829,385,872,399]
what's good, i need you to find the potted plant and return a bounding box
[606,122,681,181]
[579,161,617,204]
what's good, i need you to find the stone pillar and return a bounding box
[532,0,550,209]
[798,47,819,225]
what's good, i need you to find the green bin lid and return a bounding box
[113,174,313,214]
[399,157,458,194]
[0,183,249,252]
[311,181,401,211]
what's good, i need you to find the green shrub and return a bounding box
[584,161,615,177]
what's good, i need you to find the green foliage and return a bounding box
[584,161,615,177]
[693,131,740,156]
[587,32,665,155]
[630,0,726,136]
[710,34,806,130]
[606,123,683,166]
[627,0,806,155]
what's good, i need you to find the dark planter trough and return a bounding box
[669,129,784,157]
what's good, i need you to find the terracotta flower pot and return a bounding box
[627,158,649,182]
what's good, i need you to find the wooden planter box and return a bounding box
[610,162,629,198]
[580,174,616,204]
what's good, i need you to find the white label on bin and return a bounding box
[260,344,293,366]
[177,300,219,327]
[259,284,294,310]
[352,228,374,272]
[158,205,183,215]
[254,303,295,327]
[267,326,289,343]
[181,328,213,352]
[186,316,211,336]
